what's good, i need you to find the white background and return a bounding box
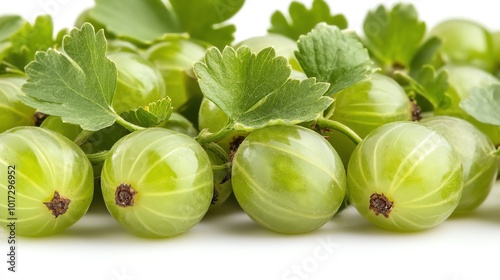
[1,1,500,280]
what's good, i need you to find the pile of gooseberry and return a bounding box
[0,1,499,238]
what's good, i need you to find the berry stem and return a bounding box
[1,61,24,75]
[203,142,230,163]
[86,150,109,164]
[74,130,95,146]
[115,116,146,132]
[315,117,362,145]
[195,124,233,144]
[212,162,231,172]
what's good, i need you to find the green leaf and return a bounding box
[0,15,25,42]
[0,42,9,62]
[21,23,118,131]
[194,46,332,131]
[410,37,442,72]
[295,23,375,96]
[460,83,500,126]
[2,15,55,71]
[170,0,244,49]
[54,28,69,48]
[91,0,242,47]
[269,0,347,41]
[363,3,425,69]
[91,0,181,44]
[121,98,173,128]
[395,65,448,109]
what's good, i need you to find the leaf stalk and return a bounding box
[315,117,362,145]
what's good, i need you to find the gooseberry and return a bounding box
[40,115,83,141]
[0,127,94,236]
[145,38,206,126]
[198,97,248,154]
[0,75,37,133]
[231,125,346,234]
[108,51,167,114]
[429,19,495,72]
[326,73,414,167]
[347,122,463,232]
[160,112,198,138]
[235,34,305,79]
[100,128,213,238]
[421,116,498,215]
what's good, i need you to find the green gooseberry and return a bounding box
[327,73,414,167]
[108,51,167,114]
[0,127,94,236]
[0,75,37,133]
[40,115,83,141]
[232,125,346,234]
[160,112,198,138]
[347,121,464,232]
[145,38,207,126]
[235,34,306,79]
[421,116,498,215]
[198,97,248,154]
[100,128,213,238]
[429,19,495,73]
